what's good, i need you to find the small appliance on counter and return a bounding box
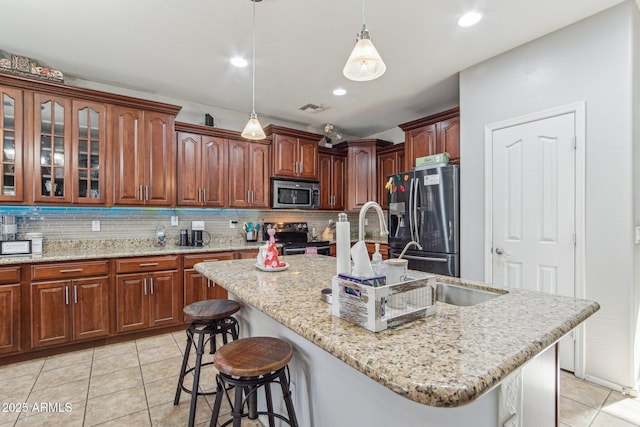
[262,222,330,255]
[0,215,31,255]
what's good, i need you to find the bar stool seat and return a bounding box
[210,337,298,427]
[174,299,241,427]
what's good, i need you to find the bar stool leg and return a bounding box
[174,326,194,405]
[279,369,299,427]
[232,383,245,427]
[188,331,206,427]
[264,382,276,427]
[209,375,225,427]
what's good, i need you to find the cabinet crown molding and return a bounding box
[398,107,459,132]
[175,121,271,143]
[264,125,323,141]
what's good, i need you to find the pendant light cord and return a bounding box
[251,0,257,116]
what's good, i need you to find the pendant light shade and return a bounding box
[343,25,386,81]
[241,0,266,140]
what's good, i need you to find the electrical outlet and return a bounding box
[635,226,640,244]
[191,221,205,230]
[170,216,179,226]
[229,220,237,229]
[91,220,100,232]
[364,218,369,226]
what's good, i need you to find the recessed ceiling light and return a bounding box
[230,56,248,68]
[333,88,347,96]
[458,11,482,27]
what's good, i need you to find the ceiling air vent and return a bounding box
[299,103,327,113]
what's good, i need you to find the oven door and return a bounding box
[283,245,330,256]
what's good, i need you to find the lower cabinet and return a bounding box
[0,266,21,355]
[30,261,109,348]
[183,253,234,312]
[115,256,181,333]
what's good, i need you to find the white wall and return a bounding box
[632,2,640,391]
[460,1,638,390]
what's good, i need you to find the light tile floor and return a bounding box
[0,332,638,426]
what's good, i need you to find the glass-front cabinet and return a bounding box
[0,86,23,202]
[33,93,71,203]
[72,101,106,204]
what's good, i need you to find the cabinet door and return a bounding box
[113,106,144,205]
[0,283,20,354]
[183,269,212,309]
[298,138,318,180]
[33,93,72,203]
[31,281,72,348]
[248,143,270,208]
[116,273,148,333]
[73,277,110,341]
[0,86,23,202]
[144,111,175,206]
[332,155,346,211]
[176,132,201,206]
[201,136,226,207]
[347,146,376,210]
[272,134,298,177]
[405,123,437,170]
[318,152,332,209]
[72,100,107,204]
[148,270,180,328]
[438,117,460,164]
[377,151,397,210]
[228,139,250,207]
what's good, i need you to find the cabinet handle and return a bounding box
[59,268,83,273]
[139,185,143,201]
[150,278,154,295]
[65,286,69,305]
[202,188,207,203]
[143,278,147,295]
[145,185,149,201]
[207,279,211,288]
[74,285,78,304]
[139,262,159,267]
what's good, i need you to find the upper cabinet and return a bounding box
[0,85,23,202]
[265,125,321,180]
[228,138,270,208]
[399,107,460,170]
[335,139,392,211]
[318,147,346,210]
[72,100,107,204]
[112,107,176,206]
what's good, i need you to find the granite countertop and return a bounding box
[0,240,266,265]
[195,255,600,408]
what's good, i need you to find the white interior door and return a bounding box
[491,112,576,371]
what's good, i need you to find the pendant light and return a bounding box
[241,0,266,140]
[343,0,386,82]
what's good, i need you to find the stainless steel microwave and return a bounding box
[271,178,319,209]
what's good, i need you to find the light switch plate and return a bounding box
[192,220,205,231]
[635,226,640,244]
[170,216,179,226]
[229,220,237,229]
[92,220,100,232]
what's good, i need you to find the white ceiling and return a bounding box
[0,0,626,137]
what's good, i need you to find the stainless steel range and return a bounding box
[262,222,331,256]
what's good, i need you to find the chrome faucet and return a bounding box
[398,241,422,259]
[358,201,389,241]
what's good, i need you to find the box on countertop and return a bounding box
[337,273,386,287]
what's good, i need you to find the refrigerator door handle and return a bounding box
[408,177,415,241]
[412,177,420,242]
[400,254,448,263]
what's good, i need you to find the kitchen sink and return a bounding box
[435,282,504,306]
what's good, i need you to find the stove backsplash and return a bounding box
[0,206,386,249]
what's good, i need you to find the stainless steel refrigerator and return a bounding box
[387,165,460,277]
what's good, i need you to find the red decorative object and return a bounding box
[263,227,286,268]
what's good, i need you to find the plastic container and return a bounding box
[25,232,43,254]
[371,243,386,277]
[155,225,166,247]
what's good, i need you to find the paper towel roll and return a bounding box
[336,216,351,275]
[350,241,374,277]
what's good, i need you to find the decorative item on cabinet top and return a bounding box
[0,49,64,82]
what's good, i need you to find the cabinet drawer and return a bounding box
[31,261,108,281]
[0,266,21,284]
[116,255,178,273]
[184,252,234,269]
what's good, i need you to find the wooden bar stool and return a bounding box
[210,337,299,427]
[174,299,241,427]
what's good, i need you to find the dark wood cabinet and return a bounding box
[72,100,107,204]
[0,266,21,355]
[266,125,321,180]
[335,139,392,211]
[228,139,270,208]
[318,148,346,210]
[176,131,227,207]
[400,108,460,170]
[0,86,24,202]
[30,261,109,348]
[112,107,175,206]
[183,253,234,316]
[377,143,405,209]
[115,255,180,333]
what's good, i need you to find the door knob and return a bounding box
[495,247,504,255]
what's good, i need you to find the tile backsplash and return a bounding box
[0,206,386,247]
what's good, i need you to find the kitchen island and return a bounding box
[195,255,599,427]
